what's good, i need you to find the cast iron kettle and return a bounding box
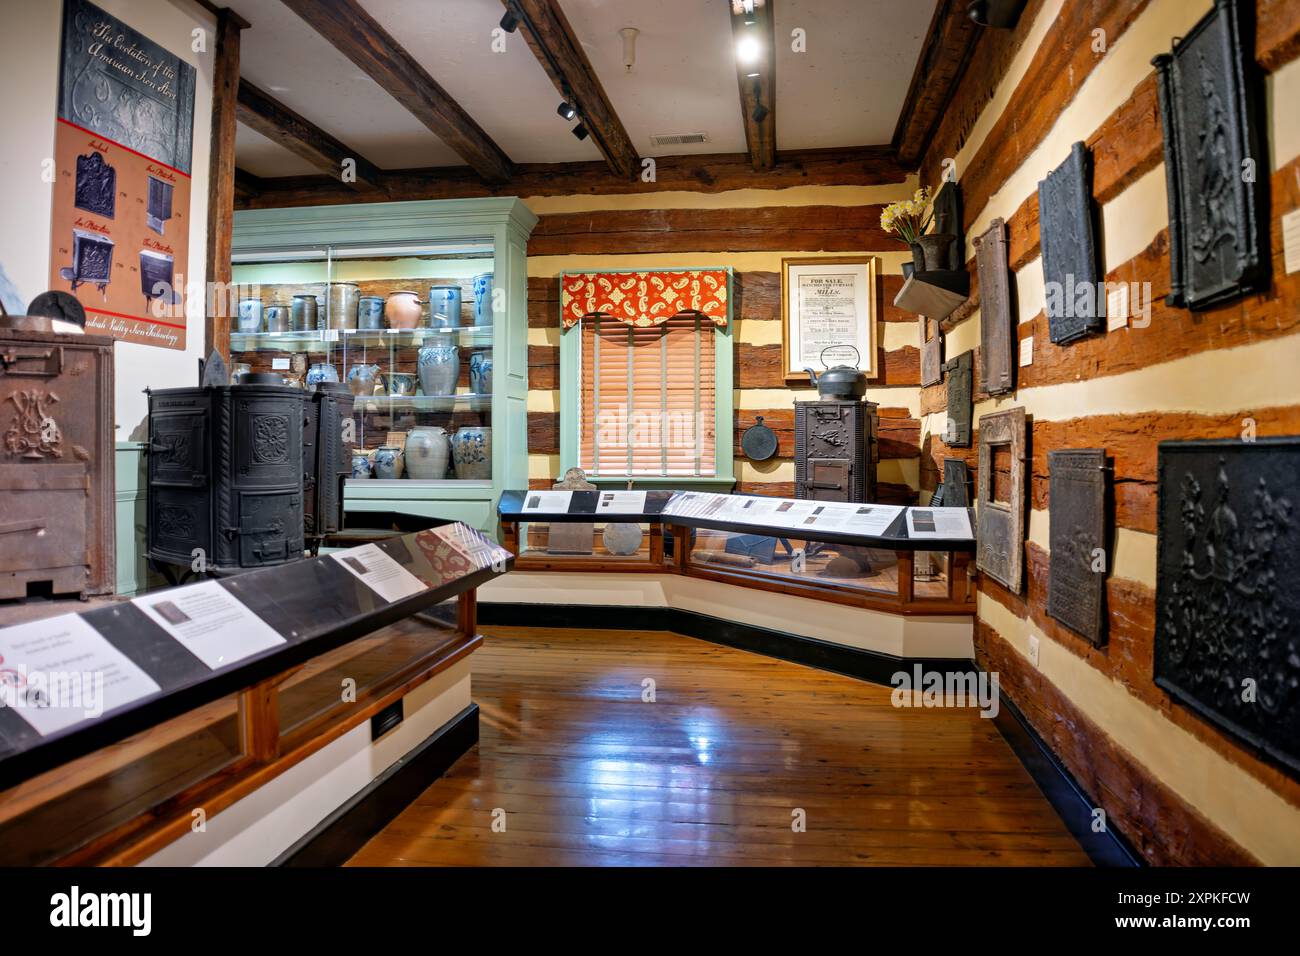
[805,345,868,400]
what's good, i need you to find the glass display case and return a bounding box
[230,199,537,535]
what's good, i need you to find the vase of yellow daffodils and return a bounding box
[881,187,953,275]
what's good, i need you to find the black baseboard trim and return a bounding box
[480,600,1142,867]
[992,693,1142,867]
[479,602,976,686]
[273,703,479,867]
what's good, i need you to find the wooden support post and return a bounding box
[238,676,279,763]
[458,589,478,639]
[649,523,664,565]
[501,520,520,556]
[204,7,248,364]
[897,551,915,604]
[949,551,972,603]
[673,525,690,573]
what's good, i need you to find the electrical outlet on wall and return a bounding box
[1027,634,1040,668]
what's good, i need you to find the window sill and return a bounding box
[580,475,736,492]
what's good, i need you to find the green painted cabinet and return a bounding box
[230,198,536,537]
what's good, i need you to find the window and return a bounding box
[578,314,717,477]
[559,268,735,488]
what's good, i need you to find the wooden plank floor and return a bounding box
[347,627,1090,866]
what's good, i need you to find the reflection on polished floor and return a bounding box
[348,627,1090,866]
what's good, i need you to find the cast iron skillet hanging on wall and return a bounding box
[741,415,778,461]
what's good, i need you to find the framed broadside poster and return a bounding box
[781,256,878,384]
[48,0,196,350]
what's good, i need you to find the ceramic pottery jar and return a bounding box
[351,453,373,479]
[385,290,422,329]
[291,294,318,331]
[450,426,491,480]
[469,351,492,395]
[347,363,380,396]
[357,295,385,330]
[472,272,493,327]
[916,234,956,272]
[602,523,644,556]
[264,303,291,333]
[373,446,404,479]
[428,285,462,328]
[384,372,418,396]
[417,344,459,397]
[327,282,360,330]
[404,426,450,480]
[237,297,263,333]
[305,362,339,386]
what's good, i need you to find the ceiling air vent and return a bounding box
[649,132,709,147]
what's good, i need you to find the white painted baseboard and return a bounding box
[480,573,973,660]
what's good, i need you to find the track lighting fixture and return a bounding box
[499,9,519,32]
[572,123,589,141]
[557,101,577,121]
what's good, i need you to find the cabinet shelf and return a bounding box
[231,325,495,354]
[352,393,491,413]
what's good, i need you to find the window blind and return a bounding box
[578,314,716,477]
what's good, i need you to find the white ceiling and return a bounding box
[233,0,938,178]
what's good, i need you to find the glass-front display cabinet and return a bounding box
[229,198,537,536]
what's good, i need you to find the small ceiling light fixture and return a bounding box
[557,100,577,121]
[620,27,639,72]
[499,8,519,32]
[572,123,589,141]
[736,33,761,65]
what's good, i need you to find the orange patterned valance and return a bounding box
[561,269,729,328]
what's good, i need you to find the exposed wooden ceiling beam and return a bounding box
[891,0,981,170]
[236,80,385,190]
[728,0,776,171]
[502,0,639,180]
[233,146,908,209]
[234,167,263,199]
[278,0,513,184]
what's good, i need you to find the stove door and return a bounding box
[238,489,304,567]
[803,459,852,502]
[0,463,88,598]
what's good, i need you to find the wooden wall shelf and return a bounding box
[893,271,970,320]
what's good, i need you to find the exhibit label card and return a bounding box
[132,581,286,670]
[521,490,573,513]
[596,490,647,514]
[331,544,428,603]
[905,507,974,539]
[0,613,160,736]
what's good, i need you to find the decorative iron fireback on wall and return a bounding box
[975,220,1014,397]
[1047,448,1108,645]
[1152,0,1269,311]
[1154,438,1300,777]
[1039,142,1103,345]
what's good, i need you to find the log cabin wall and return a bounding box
[916,0,1300,865]
[521,183,926,501]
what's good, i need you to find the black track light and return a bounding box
[572,123,589,141]
[752,102,769,123]
[557,101,577,121]
[499,9,519,32]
